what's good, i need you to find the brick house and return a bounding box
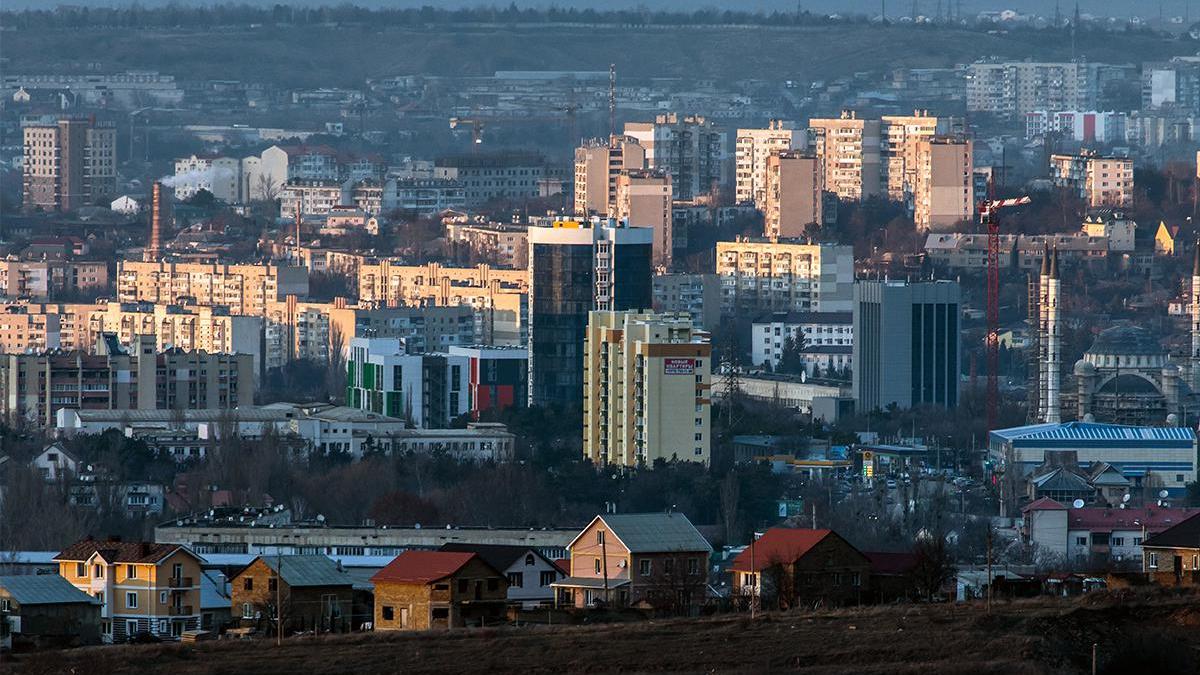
[54,538,204,642]
[230,555,357,635]
[1142,512,1200,585]
[551,512,712,611]
[730,528,870,609]
[371,551,507,631]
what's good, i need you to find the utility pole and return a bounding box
[985,527,993,614]
[275,550,283,647]
[600,529,610,606]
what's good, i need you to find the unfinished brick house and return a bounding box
[730,528,870,610]
[370,551,507,631]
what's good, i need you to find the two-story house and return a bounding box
[371,551,507,631]
[31,443,80,481]
[730,528,870,610]
[552,512,712,612]
[54,538,205,642]
[1142,512,1200,584]
[439,543,565,609]
[230,555,357,635]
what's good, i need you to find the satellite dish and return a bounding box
[1119,503,1126,509]
[316,514,326,523]
[1072,499,1085,509]
[1160,490,1170,499]
[1122,493,1131,503]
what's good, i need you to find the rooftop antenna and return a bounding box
[608,63,617,138]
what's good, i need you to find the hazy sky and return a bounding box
[4,0,1196,20]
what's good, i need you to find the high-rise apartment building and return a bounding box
[735,120,804,208]
[86,302,265,376]
[880,111,962,201]
[764,151,823,240]
[115,261,310,318]
[852,280,960,412]
[715,239,854,315]
[0,334,254,427]
[433,152,545,206]
[528,219,653,407]
[573,135,646,216]
[1049,152,1134,208]
[652,273,721,332]
[808,112,881,201]
[624,114,725,201]
[913,137,974,231]
[582,310,711,467]
[0,260,108,300]
[967,61,1134,116]
[22,116,117,212]
[614,169,673,268]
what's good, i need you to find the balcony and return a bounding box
[168,605,194,616]
[168,576,193,588]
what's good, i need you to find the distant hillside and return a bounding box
[3,22,1194,89]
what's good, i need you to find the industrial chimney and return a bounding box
[144,181,162,262]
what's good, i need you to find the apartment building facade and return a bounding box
[583,310,712,467]
[809,112,881,201]
[86,302,265,376]
[22,116,117,212]
[914,137,974,231]
[764,151,823,240]
[735,120,805,208]
[444,221,530,269]
[573,135,646,216]
[624,114,725,201]
[0,260,109,301]
[1050,153,1134,209]
[345,336,469,427]
[172,154,242,203]
[115,261,309,317]
[614,169,673,268]
[715,239,854,315]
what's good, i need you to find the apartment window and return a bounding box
[695,433,703,441]
[639,559,651,576]
[597,530,605,545]
[1149,552,1159,568]
[1179,474,1186,483]
[525,554,535,566]
[244,578,253,591]
[126,620,138,636]
[242,603,254,619]
[160,591,168,604]
[126,592,138,609]
[1112,537,1124,547]
[432,608,449,620]
[94,565,104,579]
[688,558,700,575]
[381,606,395,621]
[1075,537,1087,546]
[539,571,557,587]
[76,562,85,577]
[594,558,602,574]
[507,572,523,588]
[1134,537,1143,546]
[852,572,862,587]
[0,599,9,612]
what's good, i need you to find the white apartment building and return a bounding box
[715,239,854,315]
[750,311,853,372]
[1050,153,1134,208]
[734,120,805,208]
[171,155,242,203]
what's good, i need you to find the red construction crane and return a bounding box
[979,193,1031,431]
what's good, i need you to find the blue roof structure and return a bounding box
[991,422,1195,446]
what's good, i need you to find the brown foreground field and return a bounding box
[4,589,1200,675]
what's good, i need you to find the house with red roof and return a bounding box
[370,551,507,631]
[730,528,870,610]
[1022,497,1199,567]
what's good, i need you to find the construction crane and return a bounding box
[980,193,1031,431]
[449,117,484,151]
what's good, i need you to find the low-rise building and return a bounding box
[551,513,711,611]
[0,574,102,648]
[1050,152,1133,209]
[230,555,357,634]
[1142,512,1200,584]
[750,311,853,372]
[346,337,469,427]
[730,528,870,610]
[1081,210,1137,252]
[1023,498,1196,567]
[54,539,205,642]
[371,551,508,630]
[438,544,564,609]
[716,239,854,315]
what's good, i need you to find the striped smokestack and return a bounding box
[145,181,162,262]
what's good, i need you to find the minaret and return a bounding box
[1192,241,1200,389]
[1037,244,1050,423]
[144,181,162,262]
[1045,246,1061,424]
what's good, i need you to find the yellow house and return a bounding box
[54,538,205,642]
[1155,221,1179,256]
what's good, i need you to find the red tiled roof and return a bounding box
[730,528,833,572]
[864,551,919,576]
[370,551,477,585]
[1066,506,1199,534]
[54,539,188,564]
[1022,497,1067,512]
[553,558,571,575]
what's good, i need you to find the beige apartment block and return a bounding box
[86,302,265,375]
[715,239,854,314]
[444,221,530,269]
[582,310,712,467]
[809,111,881,202]
[1050,152,1133,208]
[735,120,804,208]
[115,261,309,317]
[614,169,673,268]
[23,117,117,212]
[0,302,100,353]
[573,135,646,216]
[357,262,528,345]
[764,151,823,240]
[0,260,109,300]
[914,137,974,231]
[881,111,943,201]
